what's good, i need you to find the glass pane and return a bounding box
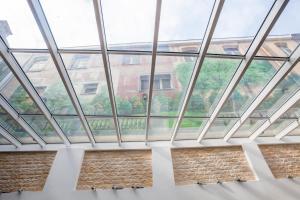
[87,117,117,143]
[281,101,300,118]
[148,117,175,141]
[0,110,36,144]
[0,57,11,82]
[185,58,241,117]
[22,115,63,144]
[110,54,151,116]
[260,118,295,137]
[119,117,146,142]
[252,62,300,118]
[176,118,206,140]
[40,0,100,49]
[257,0,300,57]
[218,60,283,117]
[0,134,10,145]
[151,56,196,116]
[204,118,239,139]
[288,125,300,136]
[233,118,266,138]
[102,0,156,51]
[157,0,214,52]
[14,53,77,115]
[207,0,274,55]
[61,54,112,115]
[54,116,90,143]
[0,0,46,48]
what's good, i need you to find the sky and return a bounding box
[0,0,299,49]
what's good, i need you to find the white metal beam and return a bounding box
[275,119,300,139]
[28,0,95,145]
[224,46,300,141]
[250,88,300,139]
[197,0,289,142]
[0,125,21,148]
[93,0,121,145]
[145,0,162,143]
[170,0,225,143]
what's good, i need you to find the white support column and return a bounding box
[93,0,121,145]
[170,0,225,143]
[27,0,95,145]
[275,120,300,139]
[145,0,162,143]
[0,95,46,147]
[250,88,300,139]
[197,0,289,142]
[0,39,70,146]
[224,46,300,141]
[0,124,21,147]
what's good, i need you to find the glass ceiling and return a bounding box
[0,0,299,146]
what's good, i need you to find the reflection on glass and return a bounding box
[204,118,239,139]
[0,109,36,144]
[0,0,46,48]
[260,118,295,137]
[257,0,300,57]
[62,54,112,115]
[233,118,266,138]
[0,134,10,145]
[288,125,300,136]
[176,118,206,140]
[54,116,90,143]
[148,117,175,141]
[185,58,241,117]
[87,117,117,142]
[40,0,100,49]
[151,56,196,116]
[157,0,214,52]
[14,53,77,115]
[219,60,283,117]
[208,0,274,55]
[252,62,300,118]
[22,115,63,144]
[119,117,146,141]
[110,54,151,116]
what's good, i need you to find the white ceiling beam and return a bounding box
[170,0,225,143]
[28,0,95,146]
[224,46,300,141]
[197,0,289,142]
[275,119,300,139]
[0,125,21,148]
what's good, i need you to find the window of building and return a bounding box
[140,74,171,91]
[82,83,98,95]
[275,42,292,56]
[122,55,140,65]
[70,55,90,69]
[29,56,48,72]
[223,46,240,55]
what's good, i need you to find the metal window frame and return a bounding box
[275,119,300,139]
[0,125,21,147]
[28,0,95,145]
[197,0,289,143]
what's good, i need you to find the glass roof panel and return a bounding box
[109,54,151,116]
[61,54,112,115]
[218,60,283,117]
[13,53,77,115]
[288,125,300,136]
[0,0,46,48]
[119,117,146,142]
[233,118,266,138]
[54,116,90,143]
[102,0,156,51]
[207,0,274,55]
[185,58,241,117]
[40,0,100,49]
[22,114,63,144]
[260,118,295,137]
[0,134,10,145]
[157,0,215,53]
[176,118,207,140]
[204,118,239,139]
[0,59,11,82]
[151,56,196,116]
[87,117,117,142]
[0,108,36,144]
[148,117,175,141]
[257,0,300,57]
[252,62,300,118]
[281,100,300,118]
